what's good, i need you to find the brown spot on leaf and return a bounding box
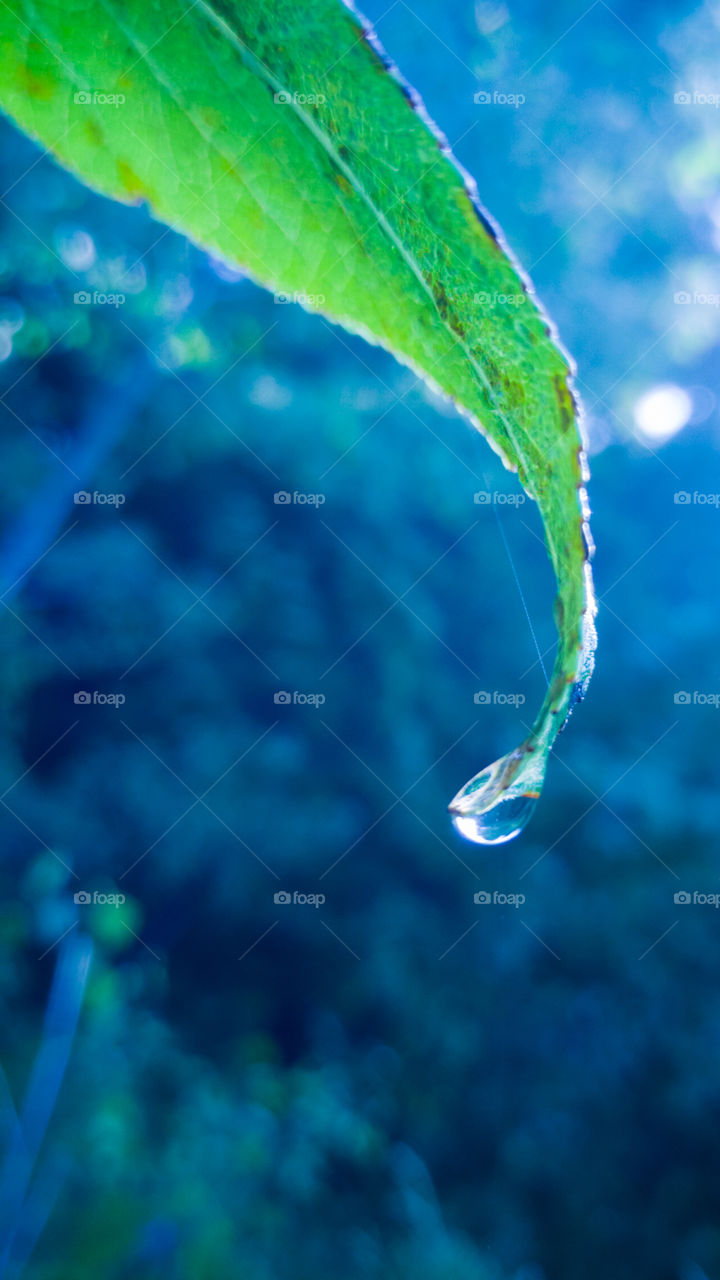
[117,160,145,200]
[20,69,54,100]
[333,171,354,198]
[553,373,574,432]
[433,283,450,320]
[84,119,104,147]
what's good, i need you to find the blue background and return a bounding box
[0,1,719,1276]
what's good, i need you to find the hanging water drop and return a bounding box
[451,791,539,845]
[449,746,547,846]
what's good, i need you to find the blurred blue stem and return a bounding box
[0,364,154,601]
[0,932,93,1276]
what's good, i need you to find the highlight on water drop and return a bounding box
[448,745,547,846]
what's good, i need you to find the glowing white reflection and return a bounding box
[634,384,692,441]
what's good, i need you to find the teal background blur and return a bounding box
[1,1,719,1277]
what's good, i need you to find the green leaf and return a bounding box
[0,0,596,842]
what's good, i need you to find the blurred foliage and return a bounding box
[1,1,720,1278]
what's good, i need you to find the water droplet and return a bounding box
[449,746,547,845]
[452,791,539,845]
[581,518,595,558]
